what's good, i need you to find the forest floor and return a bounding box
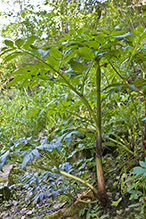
[0,154,141,219]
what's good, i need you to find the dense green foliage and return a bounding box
[1,0,146,218]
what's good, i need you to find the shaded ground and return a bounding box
[0,186,133,219]
[0,154,140,219]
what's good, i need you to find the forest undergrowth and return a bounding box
[1,0,146,218]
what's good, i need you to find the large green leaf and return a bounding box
[7,75,25,88]
[85,41,99,49]
[95,34,105,44]
[45,55,59,67]
[12,66,37,75]
[23,36,37,50]
[78,47,94,60]
[70,29,76,36]
[15,39,24,48]
[67,41,85,48]
[61,50,77,65]
[70,60,84,72]
[49,48,62,59]
[4,40,14,48]
[62,33,72,40]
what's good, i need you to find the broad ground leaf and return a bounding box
[1,46,8,51]
[12,66,38,75]
[65,130,84,139]
[133,166,146,176]
[67,41,85,48]
[134,79,146,87]
[137,25,145,33]
[141,31,146,41]
[0,151,9,171]
[70,29,76,36]
[95,34,105,43]
[99,29,110,34]
[60,162,72,173]
[139,161,146,168]
[22,152,34,169]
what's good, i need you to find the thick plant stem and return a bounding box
[96,59,110,207]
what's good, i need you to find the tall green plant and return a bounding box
[1,25,146,207]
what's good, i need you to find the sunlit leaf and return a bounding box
[61,50,77,65]
[70,60,84,72]
[4,39,14,47]
[49,48,62,59]
[23,35,37,50]
[85,41,99,49]
[95,34,105,43]
[45,55,59,67]
[3,51,25,63]
[112,197,122,207]
[78,47,94,59]
[62,33,72,40]
[15,39,24,48]
[7,75,25,88]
